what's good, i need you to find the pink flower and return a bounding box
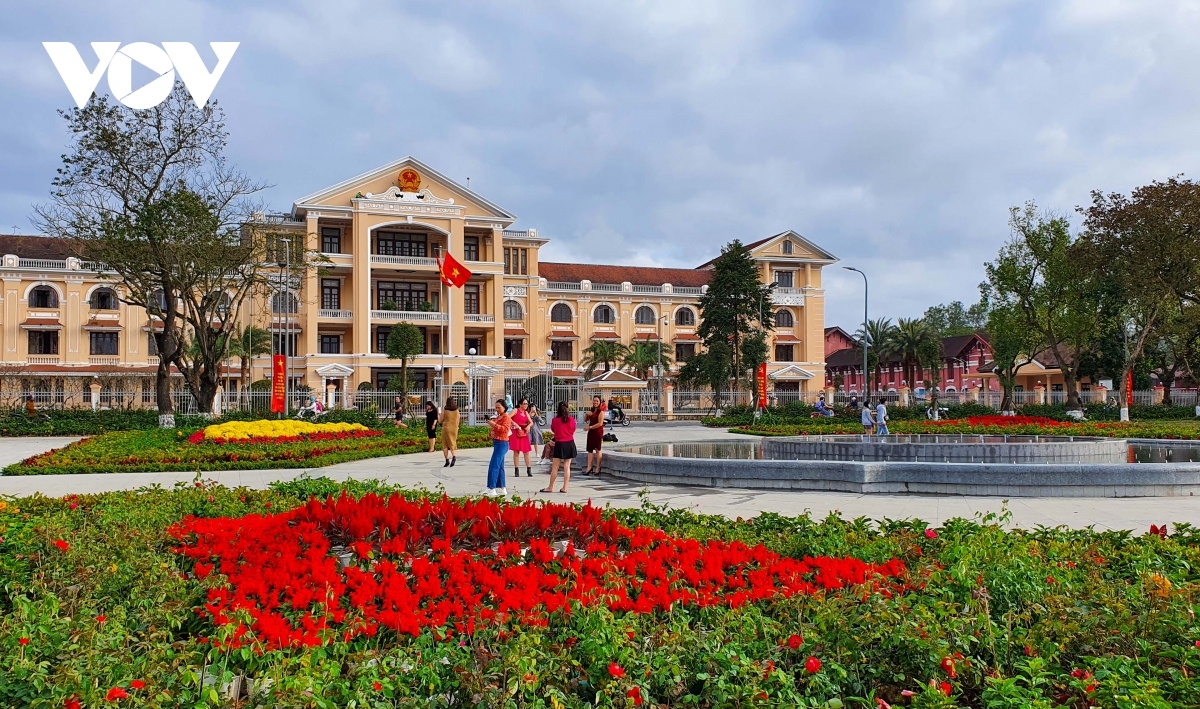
[924,528,937,539]
[901,690,914,697]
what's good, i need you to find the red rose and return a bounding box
[804,656,821,674]
[608,662,625,679]
[787,634,803,650]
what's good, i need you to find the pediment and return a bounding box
[293,157,516,222]
[749,231,837,262]
[769,365,815,380]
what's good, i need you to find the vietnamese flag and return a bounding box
[438,251,472,288]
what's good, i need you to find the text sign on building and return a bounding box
[43,42,239,109]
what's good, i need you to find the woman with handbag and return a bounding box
[542,402,576,494]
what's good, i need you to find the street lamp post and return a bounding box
[842,267,868,402]
[545,348,554,412]
[433,364,443,410]
[467,347,477,426]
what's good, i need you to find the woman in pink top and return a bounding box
[542,402,577,493]
[509,397,534,478]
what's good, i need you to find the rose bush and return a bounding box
[3,479,1200,707]
[3,425,491,475]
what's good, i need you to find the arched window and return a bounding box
[675,307,696,327]
[782,239,793,254]
[503,300,523,321]
[550,303,573,323]
[90,287,117,310]
[593,304,615,324]
[272,291,298,315]
[30,286,58,309]
[634,305,656,325]
[775,309,794,328]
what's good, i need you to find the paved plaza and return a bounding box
[1,423,1196,531]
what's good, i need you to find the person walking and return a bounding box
[875,398,890,436]
[860,400,875,434]
[424,400,439,452]
[542,402,577,494]
[582,395,605,475]
[510,397,534,477]
[439,397,460,467]
[485,399,512,496]
[392,396,407,429]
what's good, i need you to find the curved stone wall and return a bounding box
[762,434,1130,464]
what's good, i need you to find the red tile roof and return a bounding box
[0,235,75,259]
[503,327,528,337]
[673,332,700,341]
[539,262,710,288]
[773,334,802,343]
[632,332,660,342]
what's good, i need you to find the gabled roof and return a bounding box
[769,364,815,380]
[696,230,837,269]
[0,235,74,259]
[941,332,989,358]
[585,369,647,385]
[292,156,516,221]
[539,262,710,288]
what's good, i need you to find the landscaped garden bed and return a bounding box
[729,414,1200,440]
[3,478,1200,707]
[3,420,491,475]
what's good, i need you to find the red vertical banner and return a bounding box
[1125,370,1134,407]
[757,362,768,409]
[271,354,287,413]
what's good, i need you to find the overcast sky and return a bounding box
[2,1,1199,329]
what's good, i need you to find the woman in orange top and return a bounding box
[485,399,512,496]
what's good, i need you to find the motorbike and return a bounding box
[605,406,630,427]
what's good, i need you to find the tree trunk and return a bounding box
[1162,365,1177,406]
[400,360,409,418]
[1062,367,1082,411]
[156,312,178,427]
[240,357,249,405]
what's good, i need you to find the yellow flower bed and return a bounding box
[200,419,371,442]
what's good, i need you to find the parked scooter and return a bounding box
[605,399,630,427]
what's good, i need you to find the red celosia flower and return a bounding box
[105,687,129,701]
[372,681,382,691]
[1023,644,1034,656]
[96,614,106,623]
[609,662,626,679]
[940,657,957,677]
[939,681,952,696]
[626,630,635,640]
[1070,668,1083,678]
[18,637,29,646]
[924,528,937,539]
[805,656,821,674]
[64,696,82,709]
[787,634,803,650]
[130,680,145,690]
[627,687,643,705]
[53,540,70,552]
[1195,640,1200,648]
[69,502,78,511]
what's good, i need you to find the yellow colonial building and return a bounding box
[0,157,836,411]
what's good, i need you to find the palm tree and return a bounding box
[580,340,630,378]
[621,342,673,379]
[855,318,897,394]
[892,318,935,391]
[228,326,272,403]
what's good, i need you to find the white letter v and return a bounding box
[43,42,120,109]
[163,42,239,108]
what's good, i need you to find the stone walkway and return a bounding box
[2,425,1198,531]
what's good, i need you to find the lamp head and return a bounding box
[468,348,477,356]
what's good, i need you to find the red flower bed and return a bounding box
[925,415,1069,428]
[186,429,383,445]
[171,495,908,649]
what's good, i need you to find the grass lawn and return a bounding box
[2,425,492,476]
[3,478,1200,707]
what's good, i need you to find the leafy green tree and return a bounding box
[697,240,774,388]
[984,203,1108,411]
[228,325,272,403]
[621,342,672,379]
[892,318,935,391]
[923,299,989,337]
[986,304,1043,413]
[580,340,629,378]
[854,318,897,393]
[679,341,733,409]
[916,332,945,416]
[741,332,769,408]
[385,323,424,415]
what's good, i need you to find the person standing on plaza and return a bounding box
[860,400,875,434]
[510,397,534,477]
[582,395,605,475]
[875,398,890,436]
[424,400,439,452]
[439,397,459,467]
[486,399,512,496]
[542,402,577,493]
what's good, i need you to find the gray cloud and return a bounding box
[2,1,1199,328]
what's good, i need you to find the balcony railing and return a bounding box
[370,310,447,323]
[370,254,438,267]
[771,287,805,305]
[27,355,59,365]
[592,283,623,292]
[318,309,353,319]
[18,258,69,270]
[675,286,704,295]
[89,356,120,366]
[464,313,495,323]
[545,281,582,290]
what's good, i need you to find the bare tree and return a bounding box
[34,83,272,425]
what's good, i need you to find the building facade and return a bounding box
[0,157,837,408]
